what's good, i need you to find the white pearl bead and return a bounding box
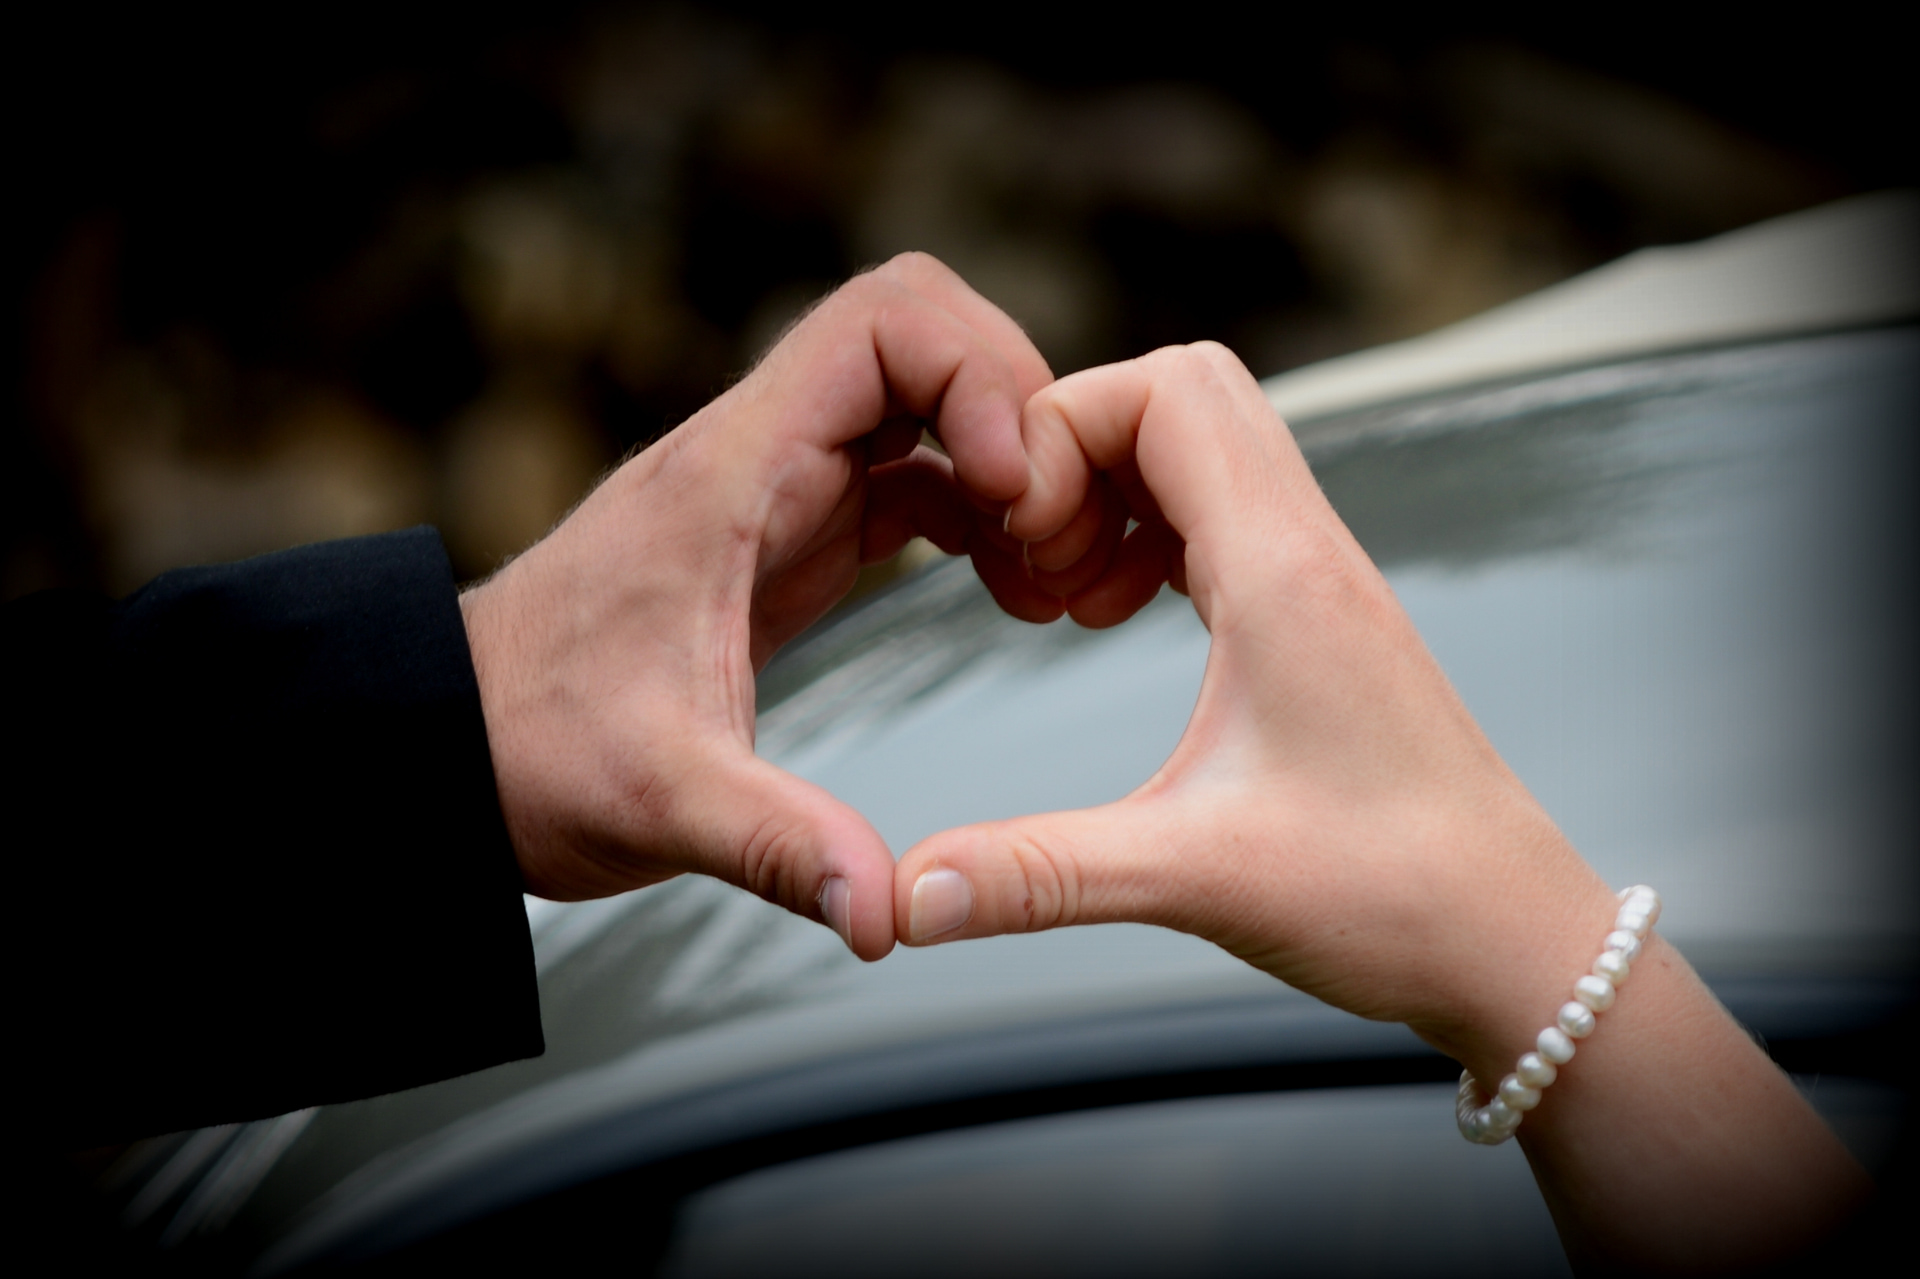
[1618,886,1661,926]
[1558,1001,1597,1038]
[1538,1026,1577,1063]
[1484,1097,1520,1129]
[1604,930,1642,962]
[1458,1073,1483,1104]
[1574,973,1616,1012]
[1499,1073,1542,1111]
[1463,1109,1502,1143]
[1615,908,1651,939]
[1593,950,1631,985]
[1516,1052,1557,1088]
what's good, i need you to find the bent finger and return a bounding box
[1006,357,1156,541]
[874,253,1054,399]
[725,269,1037,508]
[968,529,1065,624]
[1065,518,1179,628]
[1028,470,1115,574]
[1014,344,1301,553]
[864,449,972,559]
[1031,478,1129,599]
[869,294,1034,504]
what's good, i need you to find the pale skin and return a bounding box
[459,255,1869,1271]
[892,342,1873,1272]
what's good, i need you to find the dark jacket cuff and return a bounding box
[9,528,543,1146]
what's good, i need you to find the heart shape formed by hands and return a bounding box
[459,256,1871,1271]
[462,254,1606,1063]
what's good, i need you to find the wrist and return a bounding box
[458,579,541,888]
[459,567,599,900]
[1407,816,1621,1089]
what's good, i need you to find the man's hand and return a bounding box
[459,255,1069,960]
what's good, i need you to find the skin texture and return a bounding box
[458,254,1084,962]
[895,342,1873,1272]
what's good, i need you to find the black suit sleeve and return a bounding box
[6,528,543,1148]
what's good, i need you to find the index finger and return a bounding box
[876,253,1054,401]
[1010,342,1305,549]
[731,259,1052,505]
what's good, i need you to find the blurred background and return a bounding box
[6,2,1909,603]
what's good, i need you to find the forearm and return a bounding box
[1438,859,1871,1272]
[1527,948,1869,1270]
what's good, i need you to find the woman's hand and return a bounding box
[895,342,1870,1270]
[900,341,1610,1057]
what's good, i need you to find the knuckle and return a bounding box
[738,813,809,910]
[1184,341,1246,386]
[882,249,949,283]
[1147,343,1229,391]
[1279,527,1389,621]
[1000,827,1082,931]
[836,269,889,308]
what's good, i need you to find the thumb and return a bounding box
[893,796,1191,946]
[675,754,899,961]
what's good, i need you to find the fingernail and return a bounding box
[818,876,853,951]
[909,868,974,942]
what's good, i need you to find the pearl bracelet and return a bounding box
[1456,885,1661,1145]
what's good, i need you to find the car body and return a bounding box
[100,191,1919,1276]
